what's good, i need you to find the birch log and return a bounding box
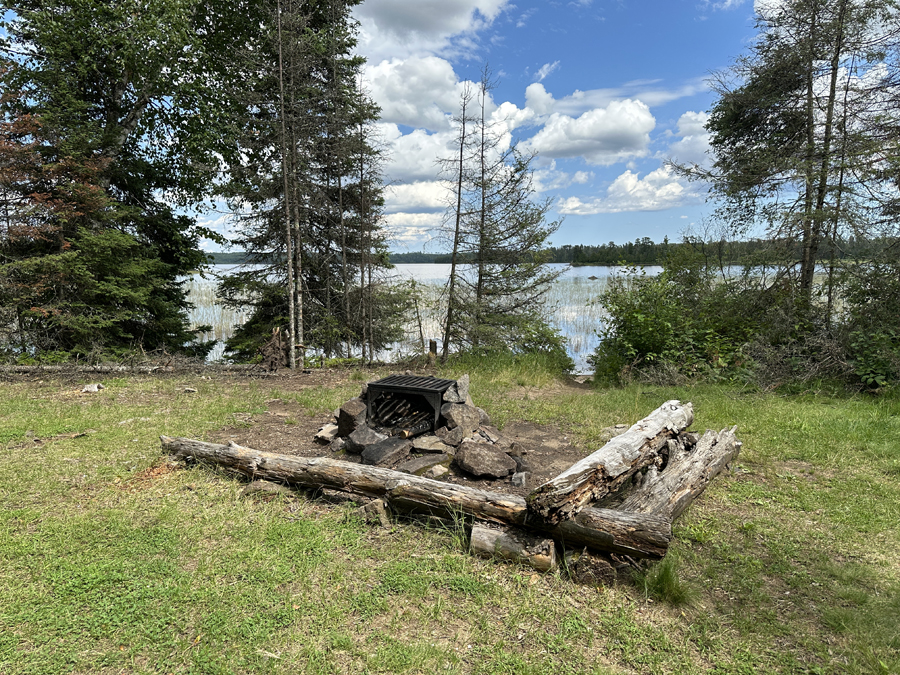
[618,427,741,521]
[160,435,671,558]
[526,400,694,525]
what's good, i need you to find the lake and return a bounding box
[185,263,663,373]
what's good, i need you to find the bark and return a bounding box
[469,523,557,572]
[618,427,741,521]
[526,400,694,525]
[160,435,671,558]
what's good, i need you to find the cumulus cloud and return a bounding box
[666,111,711,166]
[379,124,456,183]
[557,166,700,214]
[531,161,594,192]
[384,181,448,213]
[354,0,511,63]
[526,99,656,165]
[383,212,445,247]
[366,57,467,130]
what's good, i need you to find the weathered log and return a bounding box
[160,435,671,558]
[469,523,557,572]
[619,427,741,521]
[526,400,694,525]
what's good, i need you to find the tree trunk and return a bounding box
[469,523,557,572]
[160,436,671,558]
[526,400,693,525]
[618,428,741,521]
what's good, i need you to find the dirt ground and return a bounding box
[205,368,597,496]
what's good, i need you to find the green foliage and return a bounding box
[633,556,696,607]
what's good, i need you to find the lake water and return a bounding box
[185,263,662,373]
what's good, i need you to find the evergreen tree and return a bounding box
[441,69,566,360]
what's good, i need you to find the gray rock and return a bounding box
[511,471,531,488]
[338,397,368,436]
[314,423,340,444]
[511,454,531,473]
[412,435,452,453]
[396,453,450,475]
[476,407,492,426]
[346,425,387,453]
[506,441,526,457]
[328,436,347,453]
[357,498,390,528]
[361,437,412,467]
[359,383,368,400]
[455,374,470,402]
[479,425,502,443]
[455,439,517,478]
[442,382,462,403]
[425,464,449,479]
[434,425,464,447]
[440,403,481,435]
[242,480,294,498]
[81,383,105,393]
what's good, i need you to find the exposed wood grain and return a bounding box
[526,400,694,525]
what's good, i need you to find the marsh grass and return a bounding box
[1,371,898,673]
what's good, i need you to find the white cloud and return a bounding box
[383,212,444,247]
[666,111,711,166]
[366,57,465,130]
[522,79,707,118]
[526,99,656,165]
[354,0,511,63]
[380,124,456,183]
[531,160,594,192]
[557,166,700,214]
[385,181,448,213]
[534,61,560,82]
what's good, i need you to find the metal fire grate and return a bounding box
[366,375,456,434]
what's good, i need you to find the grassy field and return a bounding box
[1,361,898,674]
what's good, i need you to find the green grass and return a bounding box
[1,369,898,673]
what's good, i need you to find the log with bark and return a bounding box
[526,400,694,525]
[618,427,741,521]
[160,435,671,559]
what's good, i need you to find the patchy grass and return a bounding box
[0,368,898,674]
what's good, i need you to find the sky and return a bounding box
[346,0,764,252]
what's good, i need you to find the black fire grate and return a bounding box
[366,375,456,434]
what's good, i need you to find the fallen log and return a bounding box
[469,524,557,572]
[160,435,671,558]
[526,400,694,525]
[618,427,741,521]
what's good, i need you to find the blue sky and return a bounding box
[350,0,764,251]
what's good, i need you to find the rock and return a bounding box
[475,407,492,426]
[183,387,197,393]
[359,383,368,400]
[442,383,462,403]
[81,383,105,393]
[314,423,340,444]
[337,397,368,436]
[455,439,517,478]
[425,464,449,479]
[361,437,412,467]
[396,453,450,475]
[440,403,481,435]
[357,499,390,528]
[434,425,464,447]
[412,435,452,453]
[479,425,502,443]
[328,437,347,453]
[511,454,531,473]
[345,425,387,453]
[511,471,531,488]
[506,441,526,457]
[455,374,470,401]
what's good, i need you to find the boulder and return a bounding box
[361,437,412,467]
[511,471,531,488]
[345,425,387,453]
[475,407,492,426]
[337,397,368,436]
[396,453,450,476]
[455,439,517,478]
[479,425,502,443]
[440,403,481,435]
[425,464,449,479]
